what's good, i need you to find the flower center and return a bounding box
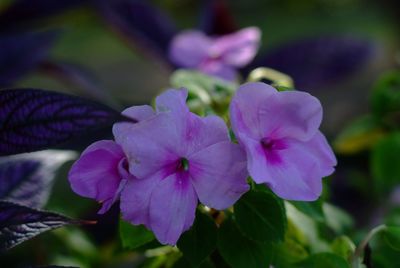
[177,157,190,172]
[261,138,287,151]
[260,138,287,164]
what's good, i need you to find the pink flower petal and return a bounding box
[230,82,277,140]
[258,90,322,142]
[149,172,198,245]
[68,140,125,213]
[169,30,212,68]
[200,61,237,81]
[114,113,182,179]
[212,27,261,67]
[231,82,322,142]
[190,141,249,209]
[120,174,160,228]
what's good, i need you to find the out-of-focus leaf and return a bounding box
[285,202,331,253]
[273,220,309,266]
[0,88,127,156]
[0,0,86,32]
[245,36,375,90]
[331,236,356,261]
[95,0,177,63]
[291,199,325,222]
[0,31,58,86]
[0,200,90,252]
[371,133,400,195]
[119,219,154,250]
[38,61,120,109]
[323,203,354,234]
[371,71,400,127]
[177,211,217,267]
[334,115,385,154]
[199,0,237,35]
[297,253,350,268]
[234,189,286,243]
[217,218,272,268]
[0,150,76,208]
[383,226,400,251]
[171,70,236,115]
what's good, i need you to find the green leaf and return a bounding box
[333,115,384,154]
[383,226,400,251]
[234,190,286,243]
[371,133,400,195]
[217,218,272,268]
[297,253,350,268]
[323,203,354,234]
[177,211,217,267]
[273,220,309,266]
[171,70,236,96]
[371,71,400,125]
[170,70,237,116]
[291,199,324,222]
[331,236,356,260]
[119,219,154,250]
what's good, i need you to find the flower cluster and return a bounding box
[68,82,336,245]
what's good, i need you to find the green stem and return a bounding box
[351,224,387,268]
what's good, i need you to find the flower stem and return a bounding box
[351,224,387,268]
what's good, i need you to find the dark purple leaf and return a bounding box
[95,0,177,64]
[0,31,58,86]
[0,88,127,156]
[0,201,91,252]
[0,150,76,208]
[244,36,376,91]
[199,0,237,35]
[0,0,87,32]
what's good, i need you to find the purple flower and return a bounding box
[230,82,336,201]
[113,89,249,245]
[68,105,155,214]
[68,140,127,214]
[169,27,260,81]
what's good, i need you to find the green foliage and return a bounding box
[383,226,400,251]
[291,199,325,222]
[177,211,217,267]
[273,220,310,266]
[371,132,400,195]
[323,203,354,234]
[371,71,400,127]
[334,115,385,154]
[170,70,237,116]
[234,190,287,243]
[217,218,273,268]
[331,236,355,261]
[119,220,154,250]
[297,253,350,268]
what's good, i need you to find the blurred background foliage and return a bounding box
[1,0,400,267]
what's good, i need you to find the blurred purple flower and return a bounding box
[113,89,249,245]
[169,27,261,81]
[230,82,336,201]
